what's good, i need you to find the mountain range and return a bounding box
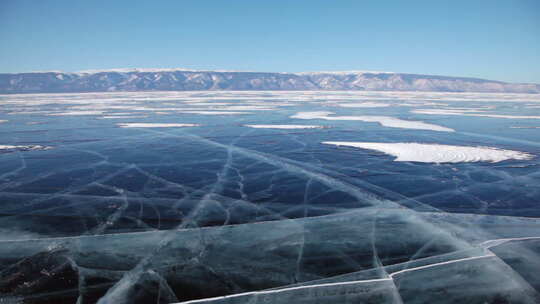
[1,69,539,94]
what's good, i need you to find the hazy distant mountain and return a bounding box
[1,69,539,94]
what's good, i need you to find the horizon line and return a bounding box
[1,68,539,85]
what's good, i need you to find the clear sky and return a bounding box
[1,0,539,83]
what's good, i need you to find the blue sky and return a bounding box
[1,0,539,83]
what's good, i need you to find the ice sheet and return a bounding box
[1,90,540,304]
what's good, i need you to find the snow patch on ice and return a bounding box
[47,111,105,116]
[291,111,454,132]
[178,111,250,115]
[0,145,52,152]
[244,124,326,129]
[322,142,533,163]
[100,115,148,119]
[290,111,335,119]
[337,102,390,108]
[412,109,540,119]
[214,105,276,111]
[117,123,200,128]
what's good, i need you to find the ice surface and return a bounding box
[322,142,533,163]
[2,210,539,303]
[291,111,454,132]
[0,91,539,303]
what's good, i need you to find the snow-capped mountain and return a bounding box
[1,69,538,94]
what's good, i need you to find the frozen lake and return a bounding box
[1,91,540,303]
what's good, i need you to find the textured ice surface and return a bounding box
[0,91,539,303]
[322,142,533,163]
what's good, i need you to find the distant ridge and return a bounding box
[1,69,538,94]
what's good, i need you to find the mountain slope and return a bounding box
[1,69,538,94]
